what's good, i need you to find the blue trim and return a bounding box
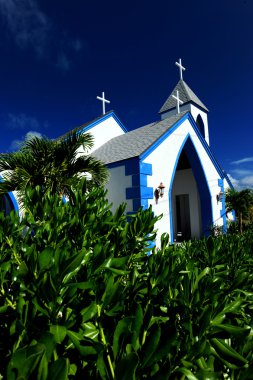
[140,112,233,190]
[126,187,140,199]
[124,158,153,212]
[8,192,19,213]
[218,179,227,232]
[140,187,153,199]
[132,174,147,187]
[140,113,189,161]
[0,175,19,214]
[187,113,233,188]
[125,157,139,175]
[140,162,152,175]
[79,111,128,135]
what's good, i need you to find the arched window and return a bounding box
[196,114,205,138]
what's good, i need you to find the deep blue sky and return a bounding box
[0,0,252,189]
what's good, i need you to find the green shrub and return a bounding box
[0,180,253,379]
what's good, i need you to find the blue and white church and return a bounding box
[75,59,233,243]
[3,59,233,244]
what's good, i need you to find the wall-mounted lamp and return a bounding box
[154,182,165,204]
[216,191,223,204]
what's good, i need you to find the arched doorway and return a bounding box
[170,136,213,242]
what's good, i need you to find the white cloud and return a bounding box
[10,130,42,151]
[230,168,252,177]
[241,176,253,188]
[227,174,241,189]
[227,173,253,190]
[7,113,40,131]
[0,0,51,56]
[0,0,84,70]
[231,157,253,165]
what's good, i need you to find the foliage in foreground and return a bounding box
[0,180,253,379]
[0,130,108,203]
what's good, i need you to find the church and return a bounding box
[76,59,233,244]
[3,59,234,244]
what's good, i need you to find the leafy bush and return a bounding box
[0,180,253,379]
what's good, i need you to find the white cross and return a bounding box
[172,90,183,114]
[96,91,110,115]
[175,58,186,80]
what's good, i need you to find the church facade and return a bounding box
[4,60,234,244]
[77,60,233,244]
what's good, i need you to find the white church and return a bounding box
[4,59,234,244]
[78,59,233,243]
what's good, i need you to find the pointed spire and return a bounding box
[159,80,208,115]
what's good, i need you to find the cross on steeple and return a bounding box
[175,58,186,80]
[172,90,183,114]
[96,91,110,115]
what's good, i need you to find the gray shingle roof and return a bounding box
[159,80,208,114]
[91,111,188,164]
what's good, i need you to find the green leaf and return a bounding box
[222,299,243,314]
[66,330,102,356]
[177,367,199,380]
[81,301,98,322]
[106,267,130,276]
[196,369,221,380]
[211,323,251,338]
[82,322,99,340]
[65,281,93,290]
[211,338,248,367]
[60,251,84,281]
[115,352,139,380]
[48,358,69,380]
[192,267,210,293]
[39,333,55,361]
[131,304,143,351]
[50,325,67,344]
[7,343,45,379]
[97,353,109,380]
[141,324,161,368]
[113,317,132,359]
[37,353,48,380]
[39,248,53,270]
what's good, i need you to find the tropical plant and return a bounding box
[1,180,253,379]
[226,188,253,233]
[0,130,108,203]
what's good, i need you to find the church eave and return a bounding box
[159,100,209,115]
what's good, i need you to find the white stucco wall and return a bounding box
[161,104,209,145]
[105,165,132,213]
[76,115,125,156]
[144,117,223,244]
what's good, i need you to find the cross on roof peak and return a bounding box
[175,58,186,80]
[172,90,183,114]
[96,91,110,115]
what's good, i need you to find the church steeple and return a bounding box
[159,59,210,145]
[159,79,209,115]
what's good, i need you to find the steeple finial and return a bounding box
[175,58,186,80]
[172,90,183,114]
[96,91,110,115]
